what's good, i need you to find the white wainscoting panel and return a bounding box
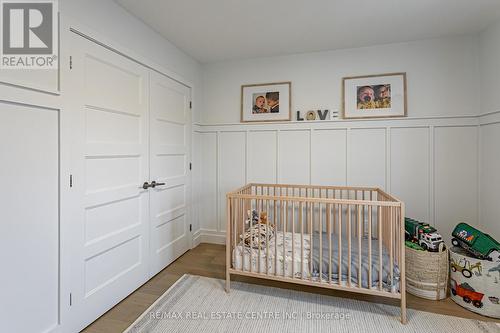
[390,127,430,222]
[479,122,500,238]
[248,130,277,183]
[197,132,218,232]
[193,119,481,245]
[349,128,386,188]
[311,129,347,185]
[434,126,478,239]
[278,130,310,184]
[218,131,246,232]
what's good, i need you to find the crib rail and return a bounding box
[225,183,406,324]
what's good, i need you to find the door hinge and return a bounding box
[189,162,192,170]
[69,174,73,188]
[189,101,192,109]
[69,56,73,69]
[69,293,72,306]
[189,224,192,232]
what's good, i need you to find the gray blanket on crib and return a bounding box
[311,232,400,290]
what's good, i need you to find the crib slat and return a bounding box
[249,198,252,274]
[358,205,362,288]
[241,198,245,272]
[338,204,342,285]
[283,199,286,278]
[235,198,238,269]
[226,197,231,292]
[333,190,337,234]
[274,198,277,276]
[354,191,358,239]
[390,206,394,292]
[266,189,270,275]
[327,203,332,284]
[300,201,304,280]
[378,205,383,291]
[396,207,400,269]
[319,202,323,283]
[363,191,366,236]
[368,204,372,289]
[257,199,261,274]
[292,201,295,279]
[347,204,351,287]
[309,200,313,282]
[400,203,407,323]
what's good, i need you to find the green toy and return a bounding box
[405,218,444,251]
[405,241,424,251]
[451,222,500,261]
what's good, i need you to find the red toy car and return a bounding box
[450,279,484,308]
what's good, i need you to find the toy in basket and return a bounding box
[451,223,500,261]
[405,218,445,252]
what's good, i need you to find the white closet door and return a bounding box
[0,102,59,333]
[68,34,150,330]
[149,71,191,276]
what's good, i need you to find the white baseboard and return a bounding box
[192,229,202,248]
[193,229,226,245]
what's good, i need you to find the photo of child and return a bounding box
[252,95,268,113]
[251,92,280,114]
[356,84,391,109]
[242,82,290,122]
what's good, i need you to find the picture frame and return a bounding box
[342,73,407,119]
[241,81,291,122]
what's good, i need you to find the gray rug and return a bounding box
[124,274,499,333]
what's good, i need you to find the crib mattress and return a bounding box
[232,230,400,292]
[311,232,400,291]
[232,231,311,278]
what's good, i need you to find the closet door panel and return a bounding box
[149,71,191,276]
[69,34,150,331]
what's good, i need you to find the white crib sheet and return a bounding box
[232,231,311,278]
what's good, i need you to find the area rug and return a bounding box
[124,274,499,333]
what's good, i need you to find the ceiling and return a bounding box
[116,0,500,63]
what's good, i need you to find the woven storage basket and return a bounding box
[405,246,449,300]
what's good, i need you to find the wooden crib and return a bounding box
[225,183,407,323]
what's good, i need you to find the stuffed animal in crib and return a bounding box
[241,216,275,249]
[247,210,260,225]
[241,210,274,249]
[260,211,268,224]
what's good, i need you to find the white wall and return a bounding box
[479,19,500,239]
[202,36,479,124]
[479,20,500,115]
[194,35,482,245]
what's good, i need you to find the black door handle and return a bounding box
[151,181,166,188]
[142,182,152,189]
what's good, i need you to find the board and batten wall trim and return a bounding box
[193,115,481,245]
[478,110,500,238]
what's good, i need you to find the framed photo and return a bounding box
[241,82,291,122]
[342,73,407,119]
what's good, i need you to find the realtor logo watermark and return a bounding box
[1,0,58,69]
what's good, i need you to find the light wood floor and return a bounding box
[82,243,499,332]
